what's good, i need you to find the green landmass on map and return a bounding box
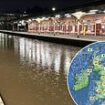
[73,49,105,101]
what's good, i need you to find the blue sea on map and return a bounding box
[68,42,105,105]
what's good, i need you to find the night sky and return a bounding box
[0,0,101,12]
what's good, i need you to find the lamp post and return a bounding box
[72,11,86,37]
[52,7,56,36]
[35,18,46,34]
[35,18,42,34]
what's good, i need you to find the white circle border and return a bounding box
[67,41,105,105]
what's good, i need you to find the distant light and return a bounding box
[65,13,71,17]
[14,21,18,24]
[88,9,98,15]
[52,7,56,11]
[42,17,46,20]
[9,36,12,39]
[24,11,26,14]
[18,23,21,26]
[19,20,26,26]
[35,17,48,23]
[89,9,98,13]
[55,14,60,18]
[72,11,86,19]
[87,12,96,15]
[32,18,36,21]
[35,18,42,23]
[27,19,32,23]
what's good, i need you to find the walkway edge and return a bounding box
[0,30,96,47]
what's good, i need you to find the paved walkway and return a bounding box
[0,30,105,42]
[38,33,105,41]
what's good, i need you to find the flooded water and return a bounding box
[0,33,81,105]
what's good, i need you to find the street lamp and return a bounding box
[72,11,86,37]
[52,7,56,11]
[51,7,56,35]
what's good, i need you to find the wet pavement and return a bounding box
[0,33,81,105]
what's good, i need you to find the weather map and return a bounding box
[67,42,105,105]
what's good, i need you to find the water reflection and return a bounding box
[0,33,80,105]
[13,36,80,75]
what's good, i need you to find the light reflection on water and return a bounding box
[0,33,80,105]
[15,37,79,75]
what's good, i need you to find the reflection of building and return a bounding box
[0,33,79,75]
[13,36,76,74]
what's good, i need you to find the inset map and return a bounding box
[68,42,105,105]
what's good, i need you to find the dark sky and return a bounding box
[0,0,99,12]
